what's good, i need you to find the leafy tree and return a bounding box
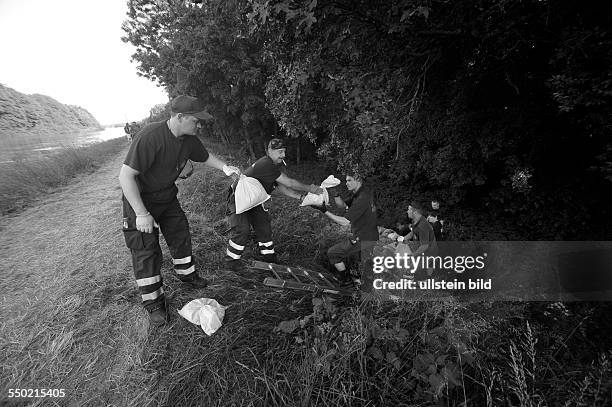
[123,0,612,238]
[122,0,274,156]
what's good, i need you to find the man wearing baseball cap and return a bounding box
[224,138,324,270]
[119,95,241,326]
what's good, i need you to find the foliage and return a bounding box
[0,84,101,142]
[122,0,274,155]
[123,0,612,238]
[273,295,612,406]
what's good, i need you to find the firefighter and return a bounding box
[310,173,379,284]
[119,95,240,325]
[124,122,132,142]
[224,138,323,270]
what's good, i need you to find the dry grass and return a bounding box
[0,137,127,215]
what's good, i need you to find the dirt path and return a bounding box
[0,146,131,312]
[0,146,155,405]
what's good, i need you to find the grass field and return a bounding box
[0,141,611,406]
[0,137,127,215]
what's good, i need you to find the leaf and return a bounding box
[299,11,317,32]
[386,351,401,370]
[299,314,313,328]
[428,373,445,394]
[441,364,462,388]
[460,351,475,366]
[396,328,410,341]
[275,319,300,333]
[435,354,448,366]
[367,346,384,360]
[413,352,435,371]
[416,6,430,20]
[273,2,290,15]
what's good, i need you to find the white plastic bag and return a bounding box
[300,175,341,207]
[234,174,270,214]
[178,298,228,336]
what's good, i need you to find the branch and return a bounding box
[416,29,463,36]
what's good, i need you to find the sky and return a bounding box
[0,0,169,126]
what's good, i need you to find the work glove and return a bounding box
[136,212,159,234]
[222,164,241,177]
[309,203,327,214]
[309,184,325,194]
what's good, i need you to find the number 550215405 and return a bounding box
[8,388,65,398]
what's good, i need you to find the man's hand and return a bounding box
[309,203,327,214]
[222,164,241,177]
[136,213,159,234]
[380,228,393,237]
[308,184,324,194]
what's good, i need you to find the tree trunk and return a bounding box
[241,128,256,161]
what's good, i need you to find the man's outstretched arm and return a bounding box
[204,153,241,176]
[276,173,323,194]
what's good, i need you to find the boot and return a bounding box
[147,302,168,326]
[179,273,209,288]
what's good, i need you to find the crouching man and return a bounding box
[310,173,379,284]
[119,95,240,325]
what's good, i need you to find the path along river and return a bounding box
[0,126,126,164]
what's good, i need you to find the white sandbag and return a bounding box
[235,174,270,214]
[300,175,341,207]
[178,298,228,336]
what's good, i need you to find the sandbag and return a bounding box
[300,175,341,207]
[178,298,227,336]
[234,174,270,214]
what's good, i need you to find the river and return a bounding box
[0,127,127,164]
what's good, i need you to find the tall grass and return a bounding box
[0,137,127,215]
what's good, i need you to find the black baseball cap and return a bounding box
[170,95,213,120]
[268,138,286,150]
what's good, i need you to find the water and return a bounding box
[0,127,127,164]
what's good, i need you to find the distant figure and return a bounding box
[129,121,141,140]
[124,122,132,142]
[427,199,444,241]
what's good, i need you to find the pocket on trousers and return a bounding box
[123,229,144,250]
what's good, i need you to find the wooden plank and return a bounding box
[252,260,351,295]
[292,267,319,285]
[251,260,302,283]
[263,277,353,296]
[251,261,336,285]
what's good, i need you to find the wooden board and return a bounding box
[250,260,354,296]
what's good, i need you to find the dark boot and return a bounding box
[147,302,168,325]
[179,273,209,288]
[225,259,245,272]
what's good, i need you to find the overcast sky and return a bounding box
[0,0,168,126]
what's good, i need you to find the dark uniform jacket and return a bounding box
[345,187,378,242]
[124,121,209,202]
